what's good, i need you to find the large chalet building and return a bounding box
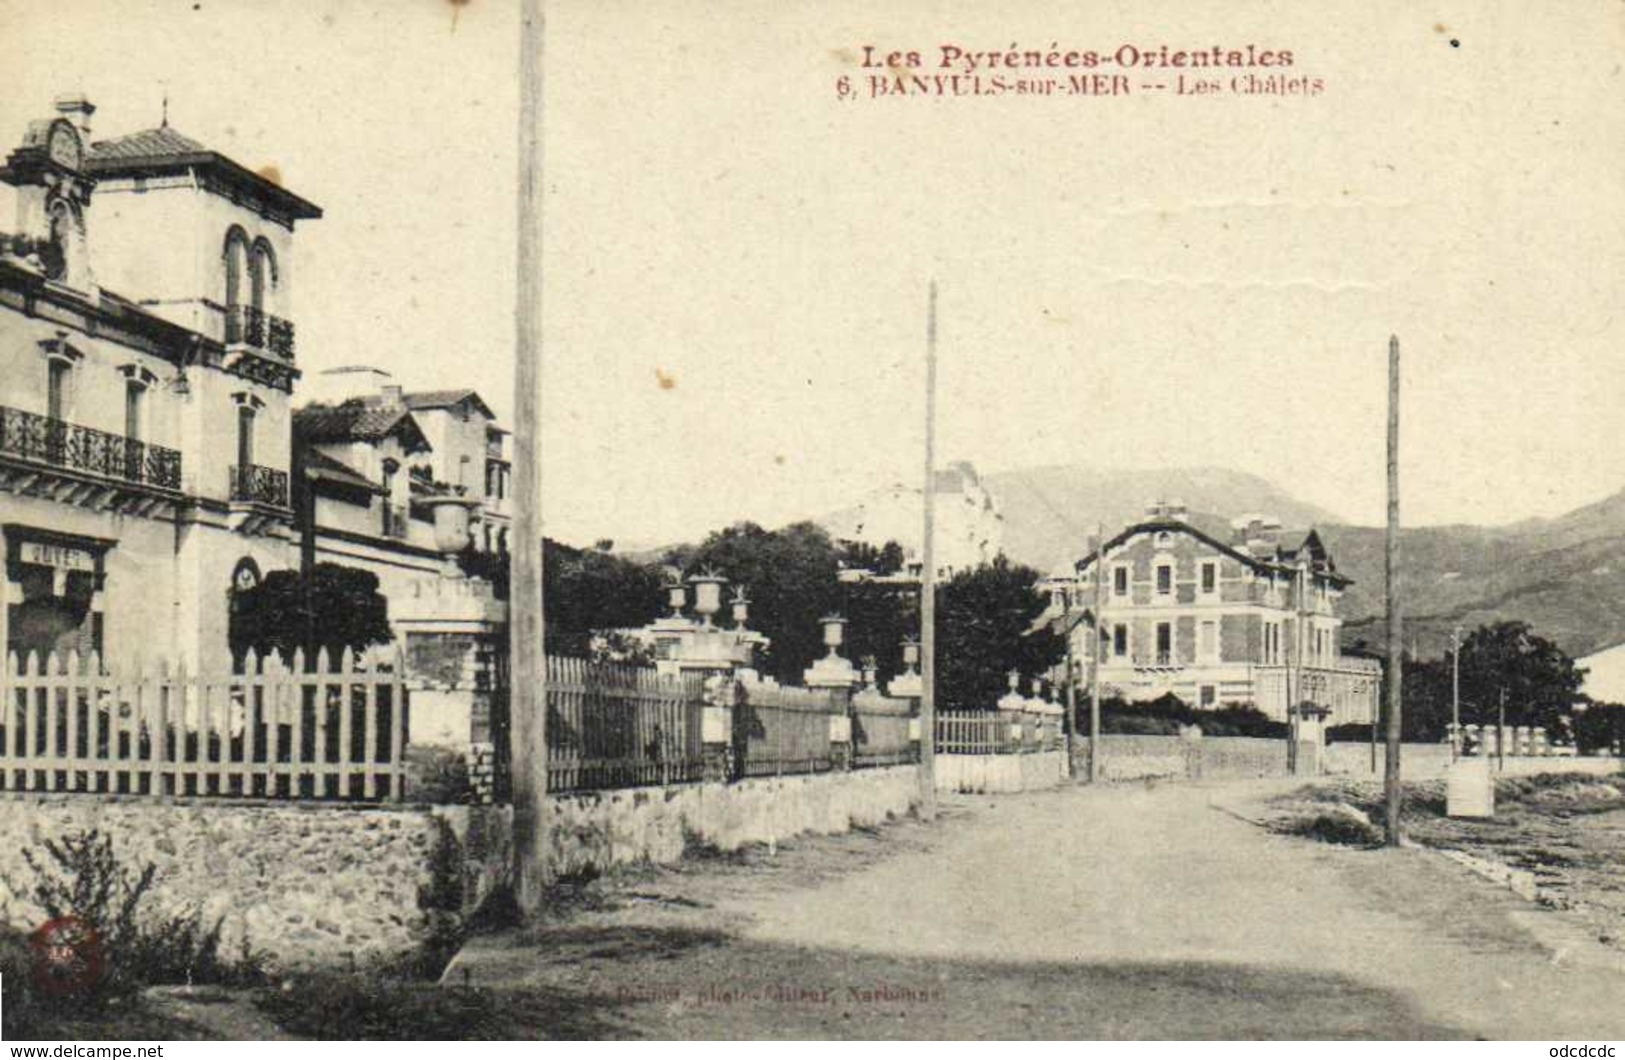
[1051,501,1379,724]
[0,96,507,677]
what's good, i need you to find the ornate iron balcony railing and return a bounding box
[0,406,182,491]
[225,304,296,360]
[229,463,290,508]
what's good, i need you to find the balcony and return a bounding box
[0,405,182,492]
[229,463,290,508]
[224,304,296,360]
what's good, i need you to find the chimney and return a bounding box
[380,384,404,405]
[54,93,95,137]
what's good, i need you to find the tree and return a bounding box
[677,523,918,684]
[842,578,917,682]
[1401,621,1585,741]
[543,538,665,656]
[682,521,843,683]
[228,563,392,665]
[934,556,1065,712]
[1573,701,1625,755]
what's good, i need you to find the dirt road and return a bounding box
[452,779,1625,1039]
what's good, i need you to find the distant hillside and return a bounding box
[1325,497,1625,660]
[980,465,1625,661]
[631,463,1625,663]
[981,465,1344,574]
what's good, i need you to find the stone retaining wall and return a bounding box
[0,798,511,973]
[0,765,920,971]
[547,765,921,875]
[934,751,1067,794]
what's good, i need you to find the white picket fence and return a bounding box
[0,647,409,801]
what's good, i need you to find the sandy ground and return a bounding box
[449,778,1625,1039]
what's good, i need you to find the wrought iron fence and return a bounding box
[0,406,182,491]
[851,689,916,767]
[734,681,839,777]
[934,710,1054,755]
[544,656,706,792]
[229,463,291,507]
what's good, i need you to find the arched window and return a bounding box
[223,227,251,341]
[251,238,277,313]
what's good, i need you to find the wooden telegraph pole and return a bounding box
[1384,335,1403,847]
[917,281,938,820]
[1062,602,1076,780]
[511,0,549,913]
[1088,521,1104,783]
[1451,625,1462,761]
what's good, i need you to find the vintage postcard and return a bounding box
[0,0,1622,1046]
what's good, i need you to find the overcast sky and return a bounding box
[3,0,1621,548]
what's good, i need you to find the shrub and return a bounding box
[17,829,264,999]
[1273,810,1383,847]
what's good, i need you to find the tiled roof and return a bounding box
[402,389,481,411]
[302,448,381,494]
[294,403,429,451]
[361,389,496,419]
[83,125,322,221]
[86,126,210,165]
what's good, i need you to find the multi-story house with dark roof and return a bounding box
[0,96,317,673]
[294,368,511,557]
[0,95,509,677]
[1048,501,1379,724]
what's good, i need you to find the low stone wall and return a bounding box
[934,751,1067,794]
[546,765,921,875]
[1073,735,1199,782]
[0,766,920,971]
[1064,735,1621,785]
[1326,742,1623,781]
[0,798,511,973]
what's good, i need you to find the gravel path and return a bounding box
[452,779,1625,1039]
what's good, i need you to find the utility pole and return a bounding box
[1497,686,1507,773]
[511,0,549,914]
[1062,596,1076,780]
[1384,334,1403,847]
[1089,521,1104,783]
[1451,625,1462,760]
[917,280,938,820]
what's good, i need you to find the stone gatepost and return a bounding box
[1288,701,1332,776]
[700,674,735,783]
[392,573,508,803]
[890,637,924,758]
[804,614,859,770]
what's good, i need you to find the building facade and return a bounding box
[824,459,1004,581]
[0,98,316,675]
[0,97,507,681]
[1051,502,1379,724]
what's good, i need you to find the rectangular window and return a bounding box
[1200,685,1217,708]
[47,360,69,421]
[1156,622,1172,664]
[1113,566,1128,596]
[1201,561,1217,595]
[125,382,144,441]
[1200,620,1217,661]
[236,406,256,470]
[1156,565,1172,595]
[1113,624,1128,657]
